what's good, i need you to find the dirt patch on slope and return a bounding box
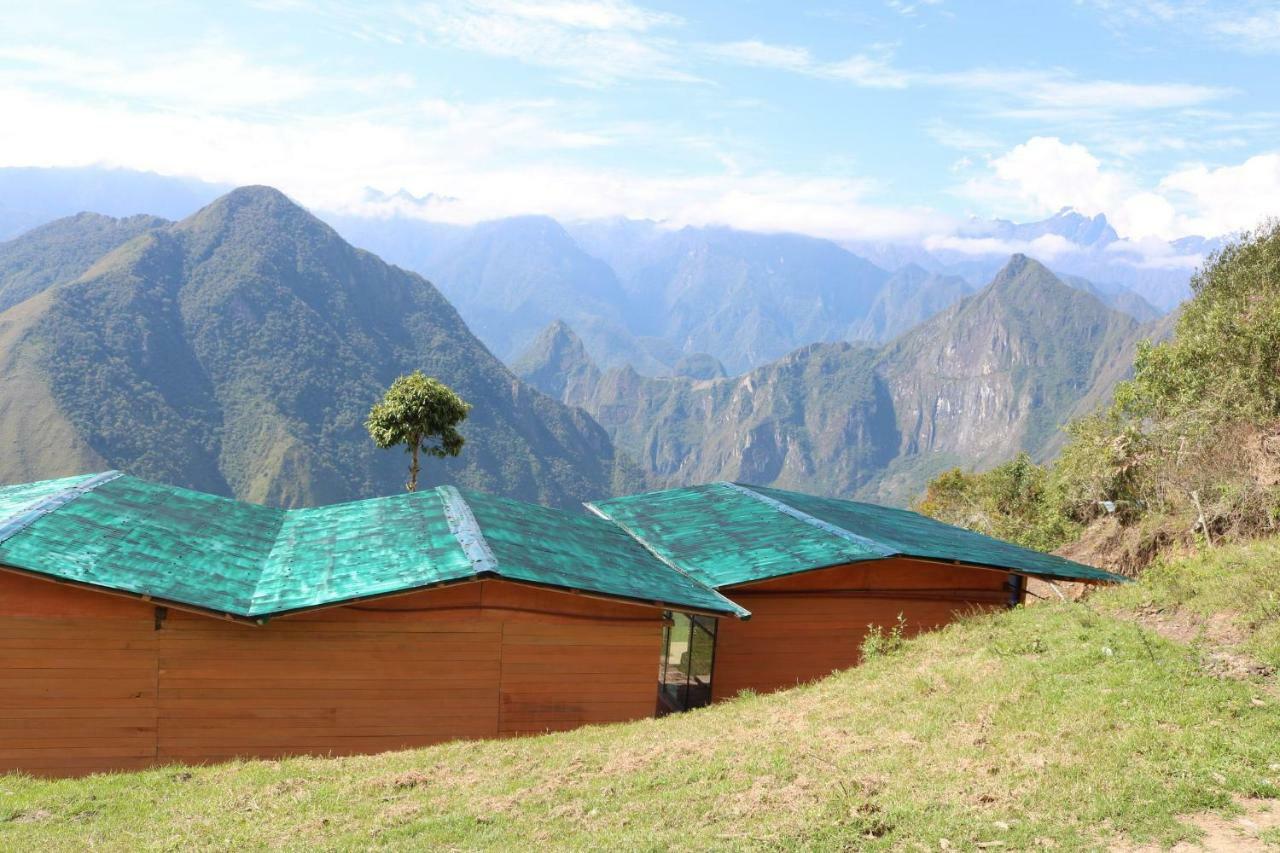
[1126,604,1276,682]
[1114,797,1280,851]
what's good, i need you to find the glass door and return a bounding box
[658,612,717,714]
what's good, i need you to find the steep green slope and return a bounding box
[4,545,1278,849]
[0,212,168,313]
[0,187,631,508]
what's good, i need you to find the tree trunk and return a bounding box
[408,441,420,492]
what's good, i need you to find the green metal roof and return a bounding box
[589,482,1126,587]
[0,473,745,620]
[0,473,1120,624]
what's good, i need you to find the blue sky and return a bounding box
[1,0,1278,241]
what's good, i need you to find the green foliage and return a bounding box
[914,453,1080,551]
[859,612,907,661]
[366,371,470,492]
[1120,220,1280,429]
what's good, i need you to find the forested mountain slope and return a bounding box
[0,187,632,508]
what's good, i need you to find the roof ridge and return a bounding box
[723,482,896,558]
[584,499,751,619]
[0,471,124,546]
[247,503,305,618]
[439,486,500,575]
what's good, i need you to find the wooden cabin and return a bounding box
[0,474,1119,776]
[588,482,1113,711]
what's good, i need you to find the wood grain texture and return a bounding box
[711,558,1013,701]
[0,570,665,776]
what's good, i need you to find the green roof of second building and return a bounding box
[589,482,1126,587]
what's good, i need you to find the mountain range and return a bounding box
[0,187,633,508]
[516,255,1162,504]
[1,167,1197,379]
[0,171,1194,508]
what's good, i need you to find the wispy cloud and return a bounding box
[886,0,945,16]
[0,44,411,113]
[705,38,1227,114]
[1083,0,1280,52]
[704,40,813,72]
[1210,7,1280,52]
[706,40,908,87]
[382,0,697,86]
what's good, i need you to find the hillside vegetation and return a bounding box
[3,542,1278,850]
[919,222,1280,571]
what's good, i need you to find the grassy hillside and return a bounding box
[3,542,1278,850]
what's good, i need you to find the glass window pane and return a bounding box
[660,612,692,711]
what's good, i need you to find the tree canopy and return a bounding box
[366,371,471,492]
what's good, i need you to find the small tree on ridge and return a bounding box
[366,371,471,492]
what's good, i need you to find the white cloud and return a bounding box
[961,135,1280,241]
[0,45,371,111]
[1159,152,1280,235]
[478,0,679,30]
[704,40,812,71]
[706,40,908,88]
[1083,0,1280,52]
[923,232,1081,259]
[887,0,945,15]
[0,82,945,241]
[705,39,1226,114]
[821,51,912,88]
[962,136,1130,219]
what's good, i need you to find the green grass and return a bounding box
[1100,537,1280,667]
[3,546,1279,850]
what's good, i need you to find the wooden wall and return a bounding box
[711,558,1014,701]
[0,570,663,776]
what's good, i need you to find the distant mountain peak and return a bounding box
[512,320,602,401]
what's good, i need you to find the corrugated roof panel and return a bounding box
[252,488,476,615]
[0,475,283,613]
[0,474,747,619]
[464,488,748,617]
[0,473,101,538]
[593,482,1123,586]
[588,483,890,588]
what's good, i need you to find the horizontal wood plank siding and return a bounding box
[711,558,1010,701]
[0,573,158,776]
[0,571,664,776]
